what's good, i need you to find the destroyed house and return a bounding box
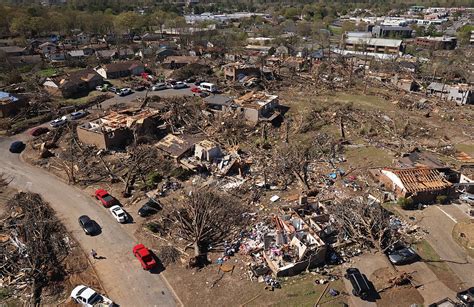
[232,91,280,123]
[43,69,103,98]
[77,109,159,150]
[263,213,326,277]
[374,167,454,204]
[95,61,145,79]
[155,133,205,161]
[222,63,261,82]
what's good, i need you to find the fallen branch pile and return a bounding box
[1,192,70,305]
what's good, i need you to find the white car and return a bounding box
[50,116,67,128]
[71,285,114,306]
[172,81,188,89]
[151,83,167,91]
[109,205,127,223]
[118,88,132,96]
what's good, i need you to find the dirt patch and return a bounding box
[377,286,424,307]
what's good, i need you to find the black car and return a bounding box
[138,199,161,217]
[9,141,26,153]
[78,215,100,235]
[387,246,419,265]
[345,268,371,299]
[457,287,474,306]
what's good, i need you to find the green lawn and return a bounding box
[37,68,60,78]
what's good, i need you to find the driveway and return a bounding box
[0,135,181,306]
[397,205,474,287]
[101,85,199,108]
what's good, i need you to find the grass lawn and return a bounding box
[452,222,474,258]
[37,67,60,78]
[62,91,103,106]
[247,275,347,307]
[344,145,394,169]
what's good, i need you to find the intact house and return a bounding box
[95,61,145,79]
[161,55,199,69]
[77,108,160,150]
[370,167,454,204]
[0,91,27,118]
[42,69,103,98]
[38,42,58,55]
[0,46,28,57]
[204,91,280,123]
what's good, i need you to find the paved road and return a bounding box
[399,205,474,287]
[0,135,181,307]
[102,85,198,108]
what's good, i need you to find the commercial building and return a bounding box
[339,37,404,59]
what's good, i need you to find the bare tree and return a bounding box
[171,188,246,260]
[327,198,400,253]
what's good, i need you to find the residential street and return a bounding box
[398,205,474,287]
[0,135,181,307]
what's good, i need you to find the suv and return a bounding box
[138,199,161,217]
[345,268,371,299]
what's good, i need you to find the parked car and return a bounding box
[95,189,117,208]
[172,81,188,89]
[109,205,127,223]
[138,199,161,217]
[460,193,474,203]
[118,88,133,96]
[387,246,419,265]
[30,126,49,136]
[70,285,114,306]
[108,87,118,94]
[199,92,210,98]
[151,83,167,91]
[184,77,196,83]
[9,141,25,153]
[191,87,201,93]
[95,85,109,92]
[345,268,371,299]
[78,215,100,235]
[133,85,146,91]
[457,287,474,305]
[70,110,88,120]
[133,244,157,270]
[50,116,67,128]
[199,82,218,93]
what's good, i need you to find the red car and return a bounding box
[191,87,201,93]
[30,127,49,136]
[95,189,116,207]
[133,244,157,270]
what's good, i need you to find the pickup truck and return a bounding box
[70,285,115,306]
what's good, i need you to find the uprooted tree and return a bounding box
[327,198,400,253]
[1,192,69,305]
[170,188,246,262]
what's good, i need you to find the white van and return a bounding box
[199,82,217,93]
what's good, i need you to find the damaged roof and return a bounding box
[233,91,278,109]
[383,167,452,193]
[155,133,205,159]
[398,149,447,169]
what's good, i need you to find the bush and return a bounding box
[397,197,414,210]
[436,195,448,204]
